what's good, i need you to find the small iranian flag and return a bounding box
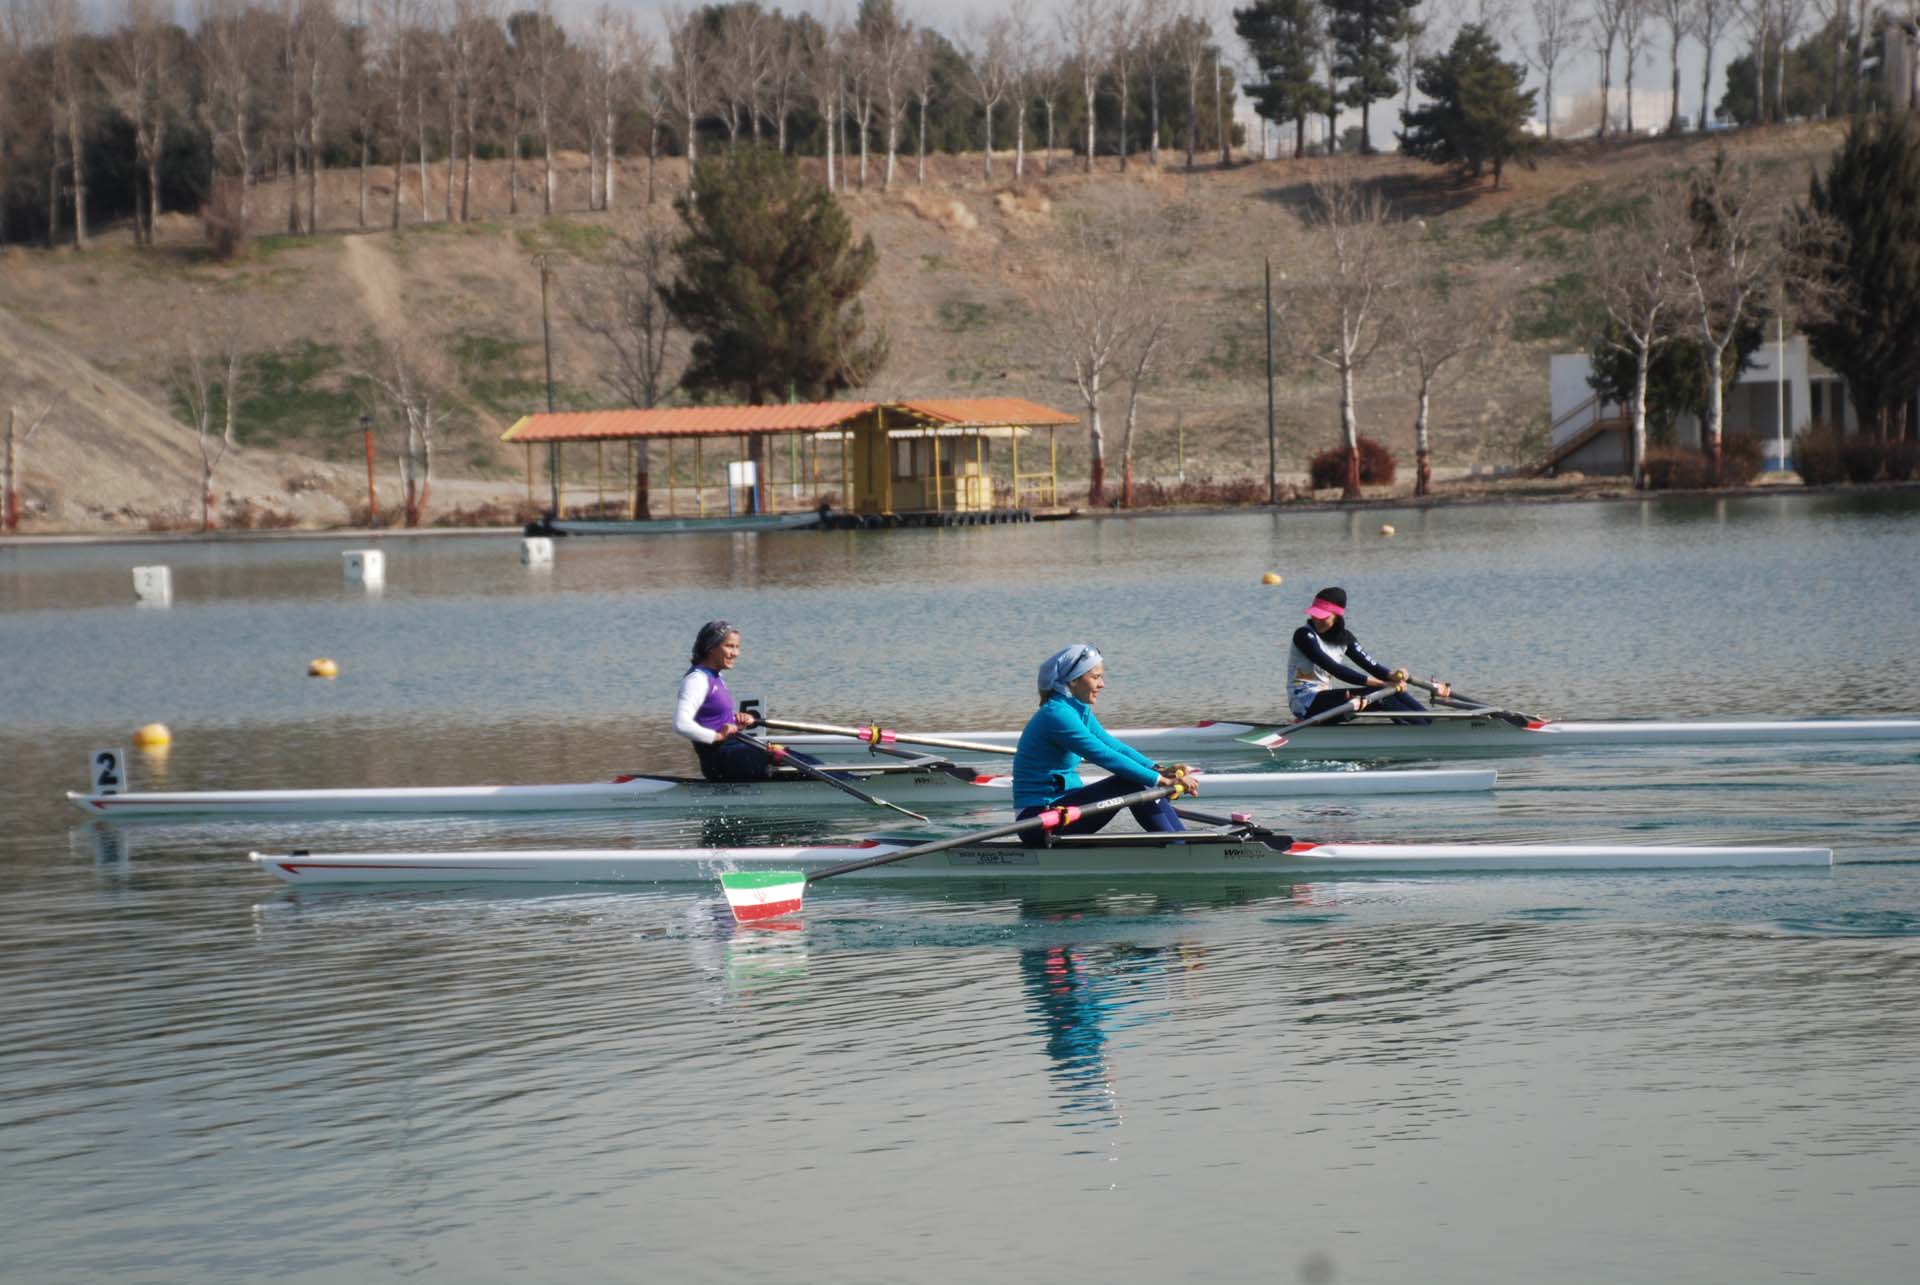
[1242,728,1289,749]
[721,869,808,923]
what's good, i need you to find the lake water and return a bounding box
[3,493,1919,1284]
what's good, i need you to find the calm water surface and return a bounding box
[3,494,1919,1284]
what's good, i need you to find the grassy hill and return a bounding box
[0,123,1846,532]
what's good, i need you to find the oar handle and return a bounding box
[1405,677,1539,724]
[804,783,1183,884]
[763,716,1012,758]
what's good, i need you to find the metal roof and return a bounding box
[501,398,1078,443]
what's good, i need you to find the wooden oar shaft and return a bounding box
[803,783,1181,884]
[763,716,1012,758]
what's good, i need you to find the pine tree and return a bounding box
[1397,23,1535,189]
[1233,0,1330,157]
[665,147,889,407]
[1326,0,1417,153]
[1802,115,1920,441]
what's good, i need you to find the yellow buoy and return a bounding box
[1379,524,1397,537]
[1260,572,1284,586]
[132,722,172,748]
[308,658,340,679]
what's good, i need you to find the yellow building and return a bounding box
[501,397,1078,524]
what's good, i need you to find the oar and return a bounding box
[1404,677,1539,726]
[762,716,1013,758]
[1242,682,1412,747]
[720,782,1183,923]
[732,732,930,823]
[1171,803,1292,846]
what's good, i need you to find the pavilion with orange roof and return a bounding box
[500,397,1079,524]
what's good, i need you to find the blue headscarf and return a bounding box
[1037,644,1103,700]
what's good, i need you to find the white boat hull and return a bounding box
[68,767,1493,819]
[250,835,1833,884]
[779,717,1920,758]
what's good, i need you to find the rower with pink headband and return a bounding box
[1286,586,1450,722]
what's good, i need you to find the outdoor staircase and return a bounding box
[1534,393,1631,476]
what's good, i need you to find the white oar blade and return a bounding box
[721,870,808,923]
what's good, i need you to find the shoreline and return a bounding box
[4,477,1918,548]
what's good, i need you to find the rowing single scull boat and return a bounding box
[249,827,1833,884]
[69,765,1495,819]
[776,712,1920,758]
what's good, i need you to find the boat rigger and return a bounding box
[249,829,1834,885]
[69,765,1495,819]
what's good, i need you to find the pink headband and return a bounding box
[1306,598,1345,620]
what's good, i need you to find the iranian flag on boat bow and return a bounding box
[721,870,808,922]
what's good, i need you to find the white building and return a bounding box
[1545,335,1878,475]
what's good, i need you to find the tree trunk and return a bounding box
[1149,73,1159,163]
[1087,395,1106,506]
[67,101,88,248]
[1044,99,1055,174]
[1699,42,1713,128]
[1704,347,1724,485]
[1214,54,1227,164]
[1669,39,1683,132]
[1599,49,1612,139]
[1186,71,1197,167]
[202,458,216,532]
[917,98,927,183]
[418,96,431,219]
[885,113,898,189]
[606,103,616,208]
[1340,364,1360,499]
[824,100,836,191]
[3,409,16,532]
[1631,342,1651,488]
[648,121,658,204]
[446,98,457,221]
[1118,74,1129,171]
[359,133,369,226]
[1014,96,1025,179]
[1084,76,1096,173]
[983,102,994,180]
[1414,382,1433,497]
[392,137,404,229]
[543,121,554,213]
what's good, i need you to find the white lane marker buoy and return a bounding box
[521,536,554,566]
[343,549,385,587]
[132,565,172,605]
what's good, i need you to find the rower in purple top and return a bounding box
[674,620,784,781]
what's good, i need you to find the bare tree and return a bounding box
[661,4,707,179]
[1033,37,1066,175]
[1059,0,1103,173]
[960,15,1012,180]
[1139,0,1168,163]
[364,336,450,526]
[1392,235,1512,495]
[2,395,64,531]
[714,3,770,146]
[1695,0,1730,125]
[174,328,245,532]
[865,5,913,189]
[1005,2,1036,179]
[1586,181,1690,487]
[298,0,344,233]
[584,4,635,210]
[1168,0,1207,166]
[911,27,936,183]
[1770,0,1810,121]
[370,0,411,227]
[1284,167,1399,500]
[1733,0,1772,123]
[1024,209,1158,506]
[846,19,875,187]
[1810,0,1848,115]
[1675,157,1792,481]
[33,0,91,247]
[1527,0,1583,139]
[1591,0,1632,138]
[1652,0,1692,131]
[1109,0,1136,170]
[803,15,841,190]
[452,0,502,221]
[0,5,20,245]
[1620,0,1651,132]
[101,0,177,246]
[569,210,678,409]
[640,38,668,203]
[765,17,801,151]
[519,0,564,212]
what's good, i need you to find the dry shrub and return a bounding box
[1792,424,1846,485]
[202,178,248,260]
[428,499,548,528]
[143,506,198,532]
[1308,436,1397,489]
[346,502,408,527]
[222,498,298,529]
[1126,475,1282,507]
[904,190,979,232]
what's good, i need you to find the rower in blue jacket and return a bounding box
[1011,644,1191,847]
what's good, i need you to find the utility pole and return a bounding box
[1265,256,1277,506]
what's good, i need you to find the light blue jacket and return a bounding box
[1011,694,1161,808]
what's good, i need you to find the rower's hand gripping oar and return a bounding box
[1404,677,1539,726]
[732,731,930,823]
[720,782,1186,924]
[762,716,1013,759]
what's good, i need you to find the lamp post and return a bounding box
[359,413,379,527]
[534,252,560,514]
[1265,256,1277,506]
